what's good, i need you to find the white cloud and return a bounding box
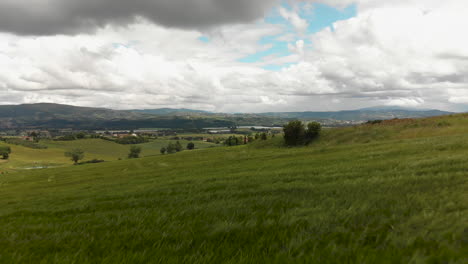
[278,6,309,34]
[0,0,467,112]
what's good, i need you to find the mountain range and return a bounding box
[0,103,455,130]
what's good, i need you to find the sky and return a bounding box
[0,0,467,113]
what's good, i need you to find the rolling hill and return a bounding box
[0,103,457,130]
[0,113,466,262]
[260,106,453,121]
[0,103,235,130]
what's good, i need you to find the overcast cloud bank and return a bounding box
[0,0,467,112]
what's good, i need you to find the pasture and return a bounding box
[0,114,466,263]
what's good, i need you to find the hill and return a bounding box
[0,103,455,130]
[0,113,466,262]
[0,103,235,130]
[131,108,212,115]
[0,138,218,171]
[260,106,453,121]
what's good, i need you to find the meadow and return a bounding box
[0,114,467,263]
[0,138,218,171]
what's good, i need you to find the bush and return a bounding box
[128,146,142,159]
[0,146,11,160]
[305,122,322,143]
[175,141,183,152]
[65,149,85,164]
[115,136,148,145]
[283,120,306,146]
[166,143,177,154]
[187,142,195,150]
[77,159,105,165]
[283,121,322,146]
[367,120,383,125]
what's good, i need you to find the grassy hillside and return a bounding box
[0,103,236,130]
[0,139,217,171]
[0,115,466,263]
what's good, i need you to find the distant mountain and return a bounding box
[0,103,233,130]
[131,108,211,115]
[0,103,454,130]
[260,106,453,121]
[0,103,145,120]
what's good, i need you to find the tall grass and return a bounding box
[0,114,467,263]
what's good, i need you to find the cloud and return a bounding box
[278,6,309,34]
[0,0,279,35]
[0,0,467,112]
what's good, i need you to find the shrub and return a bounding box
[65,149,85,164]
[77,159,105,165]
[166,143,177,154]
[128,146,142,159]
[187,142,195,150]
[283,120,306,146]
[115,136,148,145]
[305,122,322,143]
[0,146,11,160]
[160,147,167,155]
[366,120,383,125]
[175,141,183,152]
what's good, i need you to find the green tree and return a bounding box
[166,143,176,154]
[128,146,142,159]
[283,120,306,146]
[160,147,167,155]
[305,122,322,143]
[260,133,268,140]
[175,141,183,152]
[225,136,240,146]
[76,132,86,139]
[187,142,195,150]
[65,149,84,164]
[0,146,11,160]
[29,132,39,142]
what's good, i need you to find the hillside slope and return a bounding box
[0,103,235,130]
[261,106,452,121]
[0,114,467,263]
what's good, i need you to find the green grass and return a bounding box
[0,138,218,171]
[0,115,467,263]
[137,139,218,157]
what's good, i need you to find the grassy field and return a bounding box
[0,138,218,171]
[0,114,467,263]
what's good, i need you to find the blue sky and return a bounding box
[238,2,357,70]
[197,3,356,71]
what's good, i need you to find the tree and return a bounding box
[128,146,142,159]
[65,149,84,164]
[175,141,183,152]
[76,132,86,139]
[0,146,11,160]
[283,120,306,146]
[225,136,240,146]
[29,132,39,142]
[187,142,195,150]
[160,147,166,155]
[260,133,268,140]
[305,122,322,143]
[166,143,176,154]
